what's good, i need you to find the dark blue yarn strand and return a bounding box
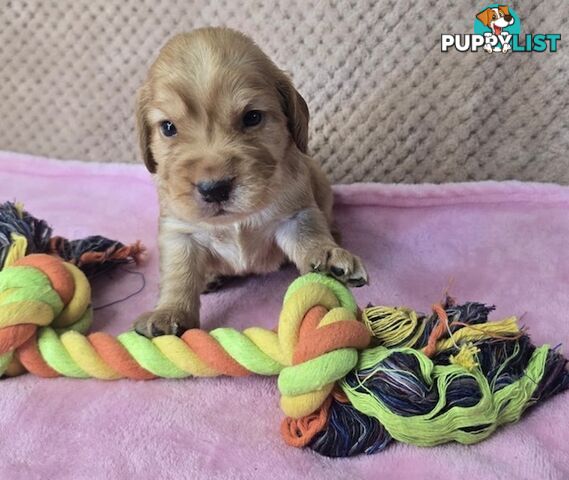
[0,201,137,278]
[309,399,392,457]
[0,201,52,268]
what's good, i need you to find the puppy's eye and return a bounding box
[160,120,177,137]
[242,110,263,128]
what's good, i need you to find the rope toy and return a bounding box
[1,253,567,457]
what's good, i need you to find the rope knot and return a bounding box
[275,273,371,419]
[0,254,92,376]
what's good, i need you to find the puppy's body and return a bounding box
[159,155,330,277]
[135,28,367,337]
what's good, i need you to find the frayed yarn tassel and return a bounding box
[0,201,144,278]
[303,302,568,457]
[50,235,146,278]
[308,396,392,457]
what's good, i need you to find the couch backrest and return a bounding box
[1,1,567,183]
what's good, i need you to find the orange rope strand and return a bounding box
[422,304,449,358]
[281,396,332,447]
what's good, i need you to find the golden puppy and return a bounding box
[134,27,368,337]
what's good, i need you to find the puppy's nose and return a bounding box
[196,178,233,203]
[504,15,513,22]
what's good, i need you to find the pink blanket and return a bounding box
[1,151,568,480]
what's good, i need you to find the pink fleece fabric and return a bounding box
[0,151,568,480]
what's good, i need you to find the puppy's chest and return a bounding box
[203,222,285,275]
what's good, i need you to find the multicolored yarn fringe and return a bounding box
[0,201,145,277]
[0,254,568,458]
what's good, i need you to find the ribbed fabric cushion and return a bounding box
[1,1,567,183]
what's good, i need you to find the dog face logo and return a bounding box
[476,6,515,36]
[474,4,520,53]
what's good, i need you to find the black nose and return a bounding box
[504,15,513,22]
[196,178,233,203]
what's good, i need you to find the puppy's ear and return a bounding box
[476,8,493,27]
[276,74,309,154]
[135,84,157,173]
[498,5,510,16]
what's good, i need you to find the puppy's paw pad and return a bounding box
[330,266,345,277]
[133,309,198,338]
[310,247,369,288]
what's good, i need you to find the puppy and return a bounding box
[476,5,515,53]
[134,27,368,338]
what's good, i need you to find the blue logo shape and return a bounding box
[474,4,521,36]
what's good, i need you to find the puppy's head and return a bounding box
[476,6,514,33]
[136,28,309,224]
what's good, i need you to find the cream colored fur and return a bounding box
[134,28,367,337]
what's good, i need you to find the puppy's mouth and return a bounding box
[201,202,232,218]
[193,184,236,219]
[194,181,269,222]
[199,199,245,222]
[493,25,502,35]
[212,207,229,217]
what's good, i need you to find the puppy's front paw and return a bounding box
[502,43,512,53]
[133,308,199,338]
[308,247,369,287]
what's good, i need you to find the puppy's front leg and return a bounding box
[134,228,205,337]
[276,207,368,287]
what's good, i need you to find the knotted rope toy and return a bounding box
[1,252,568,457]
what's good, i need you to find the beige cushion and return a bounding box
[1,1,567,183]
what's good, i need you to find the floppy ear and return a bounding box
[476,8,493,27]
[498,5,510,16]
[276,74,309,154]
[135,84,157,173]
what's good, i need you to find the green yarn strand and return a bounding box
[210,328,283,375]
[54,308,93,335]
[283,273,357,314]
[0,352,13,375]
[117,331,189,378]
[493,345,549,424]
[37,328,89,378]
[278,349,358,396]
[341,345,549,446]
[0,266,63,316]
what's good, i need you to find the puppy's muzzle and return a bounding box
[197,178,233,203]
